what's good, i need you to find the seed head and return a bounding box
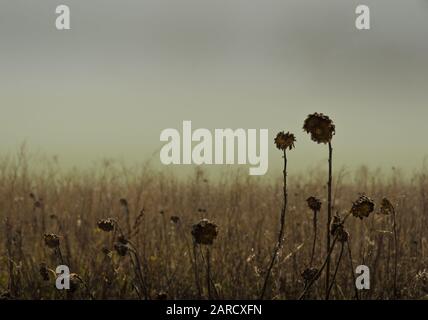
[336,228,349,243]
[274,131,296,151]
[330,215,349,242]
[44,233,60,248]
[380,197,394,215]
[97,218,115,232]
[303,113,335,144]
[351,195,375,219]
[306,196,322,212]
[330,216,342,236]
[191,219,218,245]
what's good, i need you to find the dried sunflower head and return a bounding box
[336,228,349,243]
[303,113,335,144]
[306,196,322,212]
[330,216,343,236]
[44,233,60,249]
[380,198,394,215]
[351,195,375,219]
[301,267,320,282]
[97,218,115,232]
[274,131,296,151]
[191,219,218,245]
[330,215,349,242]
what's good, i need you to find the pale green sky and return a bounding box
[1,0,427,175]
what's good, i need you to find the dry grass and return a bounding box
[0,148,428,300]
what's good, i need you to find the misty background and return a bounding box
[1,0,427,176]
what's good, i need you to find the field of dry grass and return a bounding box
[0,146,428,300]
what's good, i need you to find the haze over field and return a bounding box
[1,0,427,174]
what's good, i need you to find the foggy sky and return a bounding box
[1,0,427,175]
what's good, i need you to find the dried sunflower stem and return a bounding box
[55,247,65,266]
[128,245,149,300]
[74,274,95,300]
[192,241,203,298]
[260,149,288,300]
[310,211,318,267]
[299,235,338,300]
[206,247,212,299]
[346,241,359,300]
[326,241,344,300]
[326,141,333,299]
[200,246,219,299]
[392,208,398,298]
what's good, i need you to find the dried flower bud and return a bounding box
[306,196,322,212]
[44,233,60,248]
[336,228,349,243]
[274,131,296,151]
[330,216,342,236]
[303,113,335,144]
[330,216,349,242]
[191,219,218,245]
[351,195,375,219]
[97,218,115,232]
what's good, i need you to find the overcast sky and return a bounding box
[1,0,427,175]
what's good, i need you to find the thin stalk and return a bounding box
[260,149,288,300]
[128,246,149,300]
[326,141,333,299]
[326,241,344,299]
[200,246,219,299]
[206,247,212,299]
[299,235,338,300]
[310,211,318,267]
[346,241,359,300]
[56,247,65,265]
[392,208,398,298]
[193,242,202,298]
